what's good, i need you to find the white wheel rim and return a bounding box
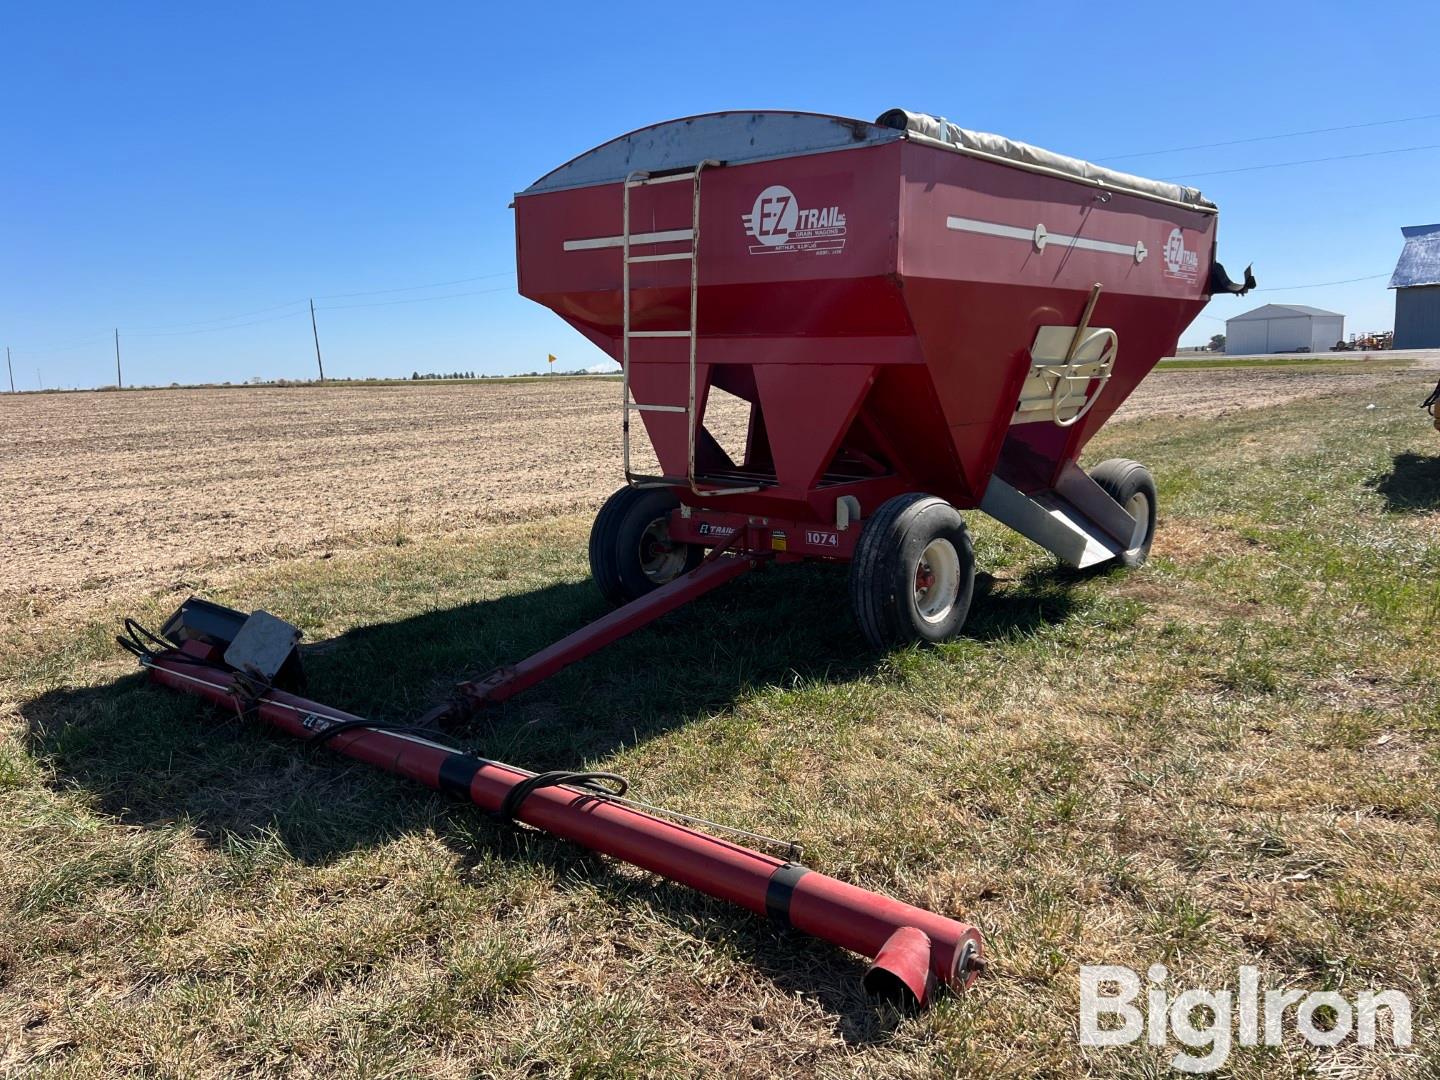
[1124,492,1151,555]
[913,538,961,624]
[639,517,687,584]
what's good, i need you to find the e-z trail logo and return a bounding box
[741,185,846,256]
[1163,228,1200,282]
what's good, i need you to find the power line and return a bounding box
[130,309,311,338]
[42,271,519,343]
[1258,272,1391,292]
[316,284,513,311]
[313,271,514,300]
[1164,142,1440,180]
[1193,270,1394,321]
[6,263,521,383]
[124,284,508,335]
[12,273,515,356]
[1099,111,1440,162]
[129,298,309,332]
[10,333,116,357]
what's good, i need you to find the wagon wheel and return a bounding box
[589,486,704,606]
[1088,458,1157,569]
[849,494,975,649]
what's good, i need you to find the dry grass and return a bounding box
[2,375,1438,1077]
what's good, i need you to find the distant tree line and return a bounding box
[409,369,614,380]
[25,369,620,395]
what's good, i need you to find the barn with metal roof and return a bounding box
[1225,303,1345,355]
[1390,223,1440,348]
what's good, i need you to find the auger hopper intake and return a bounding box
[130,108,1252,1009]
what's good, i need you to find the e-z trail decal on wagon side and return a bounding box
[1162,228,1200,283]
[741,185,846,255]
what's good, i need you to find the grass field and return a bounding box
[2,375,1438,1077]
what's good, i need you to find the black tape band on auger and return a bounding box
[764,862,811,926]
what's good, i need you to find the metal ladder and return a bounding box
[621,161,759,495]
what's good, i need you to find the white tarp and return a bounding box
[876,109,1214,211]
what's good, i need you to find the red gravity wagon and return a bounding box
[513,108,1250,654]
[129,109,1251,1008]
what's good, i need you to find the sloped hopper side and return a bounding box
[516,133,941,518]
[892,138,1215,499]
[514,110,1216,522]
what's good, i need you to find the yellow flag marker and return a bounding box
[547,354,556,366]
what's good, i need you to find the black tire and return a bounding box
[1089,459,1158,569]
[588,486,704,606]
[849,493,975,649]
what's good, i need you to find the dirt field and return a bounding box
[1,359,1428,629]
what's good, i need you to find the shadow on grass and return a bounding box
[20,560,1080,1037]
[1367,451,1440,512]
[21,564,1079,852]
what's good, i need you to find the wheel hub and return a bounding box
[1124,491,1151,555]
[638,518,687,584]
[912,538,960,624]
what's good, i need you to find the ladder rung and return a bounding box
[693,484,763,496]
[628,330,691,339]
[626,403,687,414]
[628,251,693,264]
[565,228,692,252]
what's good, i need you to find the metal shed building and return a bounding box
[1225,304,1345,355]
[1390,223,1440,348]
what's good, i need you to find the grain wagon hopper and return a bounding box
[508,108,1252,666]
[126,108,1252,1007]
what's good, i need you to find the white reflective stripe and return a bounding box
[629,330,690,338]
[626,402,687,413]
[946,216,1141,260]
[564,228,694,251]
[945,216,1036,243]
[628,251,693,263]
[1057,234,1141,257]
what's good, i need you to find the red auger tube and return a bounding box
[145,651,983,1006]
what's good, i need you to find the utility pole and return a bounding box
[309,299,325,382]
[5,346,12,393]
[114,328,123,389]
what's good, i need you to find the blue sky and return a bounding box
[4,2,1438,389]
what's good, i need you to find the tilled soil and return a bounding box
[1,362,1430,620]
[1113,360,1430,422]
[2,380,651,619]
